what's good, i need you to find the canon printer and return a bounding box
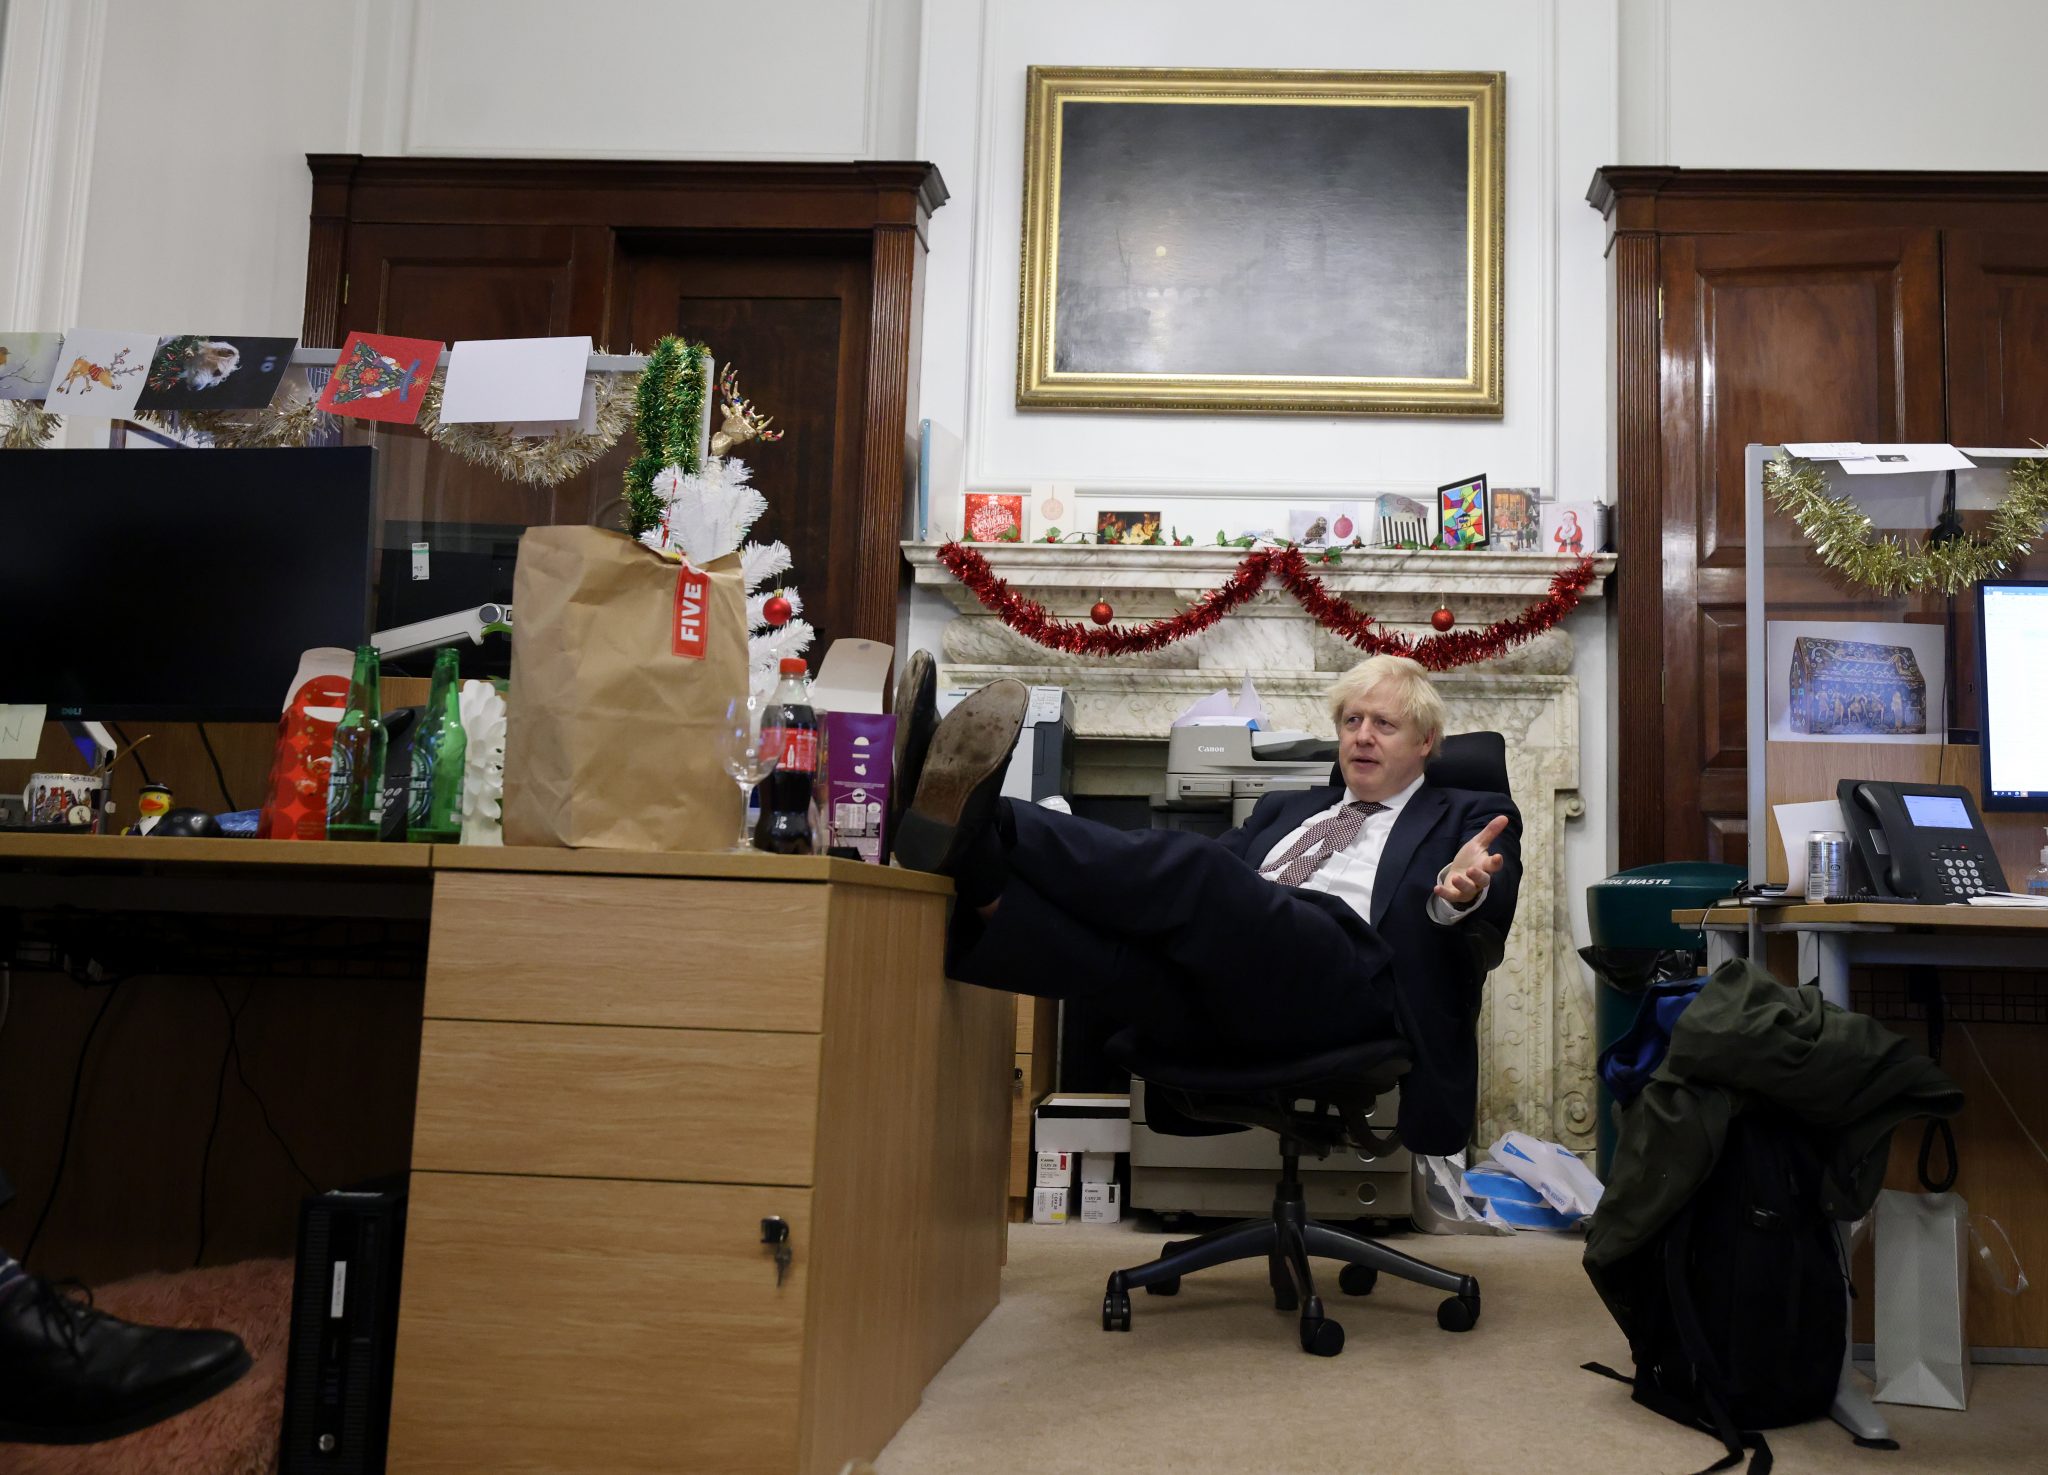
[1163,726,1337,827]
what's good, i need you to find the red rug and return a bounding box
[10,1259,294,1475]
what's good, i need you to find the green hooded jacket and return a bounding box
[1584,958,1962,1268]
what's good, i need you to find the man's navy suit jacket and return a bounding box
[1214,779,1522,1155]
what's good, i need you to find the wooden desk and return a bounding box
[0,835,1008,1475]
[1681,903,2048,1355]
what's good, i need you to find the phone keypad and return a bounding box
[1934,843,1990,898]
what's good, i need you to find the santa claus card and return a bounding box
[315,331,443,424]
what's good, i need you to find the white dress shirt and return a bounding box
[1258,773,1488,927]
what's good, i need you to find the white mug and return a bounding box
[24,772,104,828]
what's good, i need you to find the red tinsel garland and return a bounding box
[935,543,1599,671]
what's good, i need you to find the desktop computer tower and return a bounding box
[280,1181,408,1474]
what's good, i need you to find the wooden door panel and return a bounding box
[1657,230,1946,866]
[1945,230,2048,445]
[610,241,873,653]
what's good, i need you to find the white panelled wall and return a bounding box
[7,0,2048,962]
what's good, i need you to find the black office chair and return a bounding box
[1099,732,1510,1357]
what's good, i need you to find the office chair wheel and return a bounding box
[1273,1288,1299,1312]
[1145,1276,1180,1296]
[1102,1288,1133,1332]
[1338,1264,1378,1296]
[1299,1314,1345,1357]
[1436,1293,1481,1333]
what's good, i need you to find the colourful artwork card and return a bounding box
[134,334,299,413]
[1437,474,1489,550]
[1490,487,1542,551]
[0,332,64,401]
[44,329,159,417]
[315,331,443,424]
[1096,508,1164,545]
[963,492,1026,542]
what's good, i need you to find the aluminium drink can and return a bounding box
[1807,831,1848,900]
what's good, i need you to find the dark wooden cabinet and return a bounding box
[303,157,947,650]
[1591,169,2048,868]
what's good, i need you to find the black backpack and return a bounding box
[1584,1110,1849,1475]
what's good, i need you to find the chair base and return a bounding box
[1101,1175,1481,1357]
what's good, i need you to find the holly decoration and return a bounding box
[1090,600,1115,626]
[623,336,709,537]
[762,592,793,627]
[327,338,424,409]
[1431,604,1457,632]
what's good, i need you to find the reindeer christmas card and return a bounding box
[315,331,443,425]
[44,329,159,416]
[134,334,299,412]
[0,332,64,401]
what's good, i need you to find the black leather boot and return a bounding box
[0,1276,251,1444]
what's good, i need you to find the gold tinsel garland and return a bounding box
[417,370,636,486]
[1765,454,2048,595]
[9,371,638,486]
[0,401,60,449]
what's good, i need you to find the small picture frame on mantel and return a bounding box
[1437,474,1489,550]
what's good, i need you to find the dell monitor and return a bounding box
[0,446,375,721]
[1977,578,2048,811]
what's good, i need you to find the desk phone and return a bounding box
[1835,779,2009,902]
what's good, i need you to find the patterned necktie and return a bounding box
[1259,800,1389,888]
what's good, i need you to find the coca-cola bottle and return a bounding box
[754,657,818,854]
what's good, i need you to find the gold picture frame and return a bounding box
[1017,66,1505,416]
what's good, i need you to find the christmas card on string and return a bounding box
[44,329,159,417]
[316,331,442,424]
[0,331,64,401]
[134,334,298,412]
[439,335,593,427]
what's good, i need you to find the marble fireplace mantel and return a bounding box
[903,540,1618,1155]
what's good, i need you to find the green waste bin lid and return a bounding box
[1586,862,1745,951]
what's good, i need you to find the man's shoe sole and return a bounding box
[893,679,1030,875]
[0,1344,252,1445]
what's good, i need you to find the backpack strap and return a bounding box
[1662,1205,1775,1475]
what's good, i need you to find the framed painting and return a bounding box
[1017,66,1505,416]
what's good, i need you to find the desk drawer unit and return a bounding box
[390,870,1011,1475]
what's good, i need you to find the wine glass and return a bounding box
[719,695,779,852]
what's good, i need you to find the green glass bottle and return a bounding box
[407,646,468,844]
[325,644,386,842]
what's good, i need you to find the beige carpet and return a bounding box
[877,1220,2039,1475]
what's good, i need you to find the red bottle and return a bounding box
[754,657,818,854]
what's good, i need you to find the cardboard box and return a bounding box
[813,640,896,864]
[1031,1186,1070,1224]
[1035,1150,1075,1189]
[1078,1151,1117,1184]
[1034,1094,1131,1156]
[1080,1181,1122,1224]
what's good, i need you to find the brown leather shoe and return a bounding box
[887,649,937,855]
[892,678,1029,876]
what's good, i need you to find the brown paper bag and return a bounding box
[503,526,746,851]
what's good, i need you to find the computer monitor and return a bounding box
[0,446,375,721]
[1977,578,2048,811]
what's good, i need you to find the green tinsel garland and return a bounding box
[623,336,709,536]
[1766,454,2048,596]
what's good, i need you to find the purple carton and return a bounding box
[813,639,900,864]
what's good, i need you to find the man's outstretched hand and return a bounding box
[1435,814,1511,908]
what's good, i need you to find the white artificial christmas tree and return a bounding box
[640,456,812,696]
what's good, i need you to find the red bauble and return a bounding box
[762,593,793,627]
[1431,604,1457,632]
[1089,599,1115,626]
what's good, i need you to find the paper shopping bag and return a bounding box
[502,526,746,852]
[1873,1188,1972,1410]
